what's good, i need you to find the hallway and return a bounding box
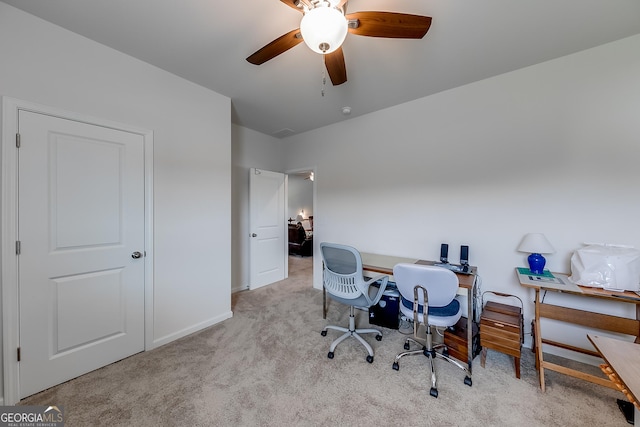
[287,255,313,287]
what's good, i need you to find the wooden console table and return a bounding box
[322,252,478,373]
[517,269,640,392]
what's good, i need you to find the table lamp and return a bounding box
[517,233,555,274]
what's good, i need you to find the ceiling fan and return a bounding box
[246,0,432,86]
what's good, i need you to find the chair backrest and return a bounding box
[393,263,459,309]
[320,242,365,300]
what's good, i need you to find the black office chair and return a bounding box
[392,263,472,397]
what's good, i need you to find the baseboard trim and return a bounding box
[149,311,233,349]
[232,284,248,293]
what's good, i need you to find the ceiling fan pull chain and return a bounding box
[321,55,326,97]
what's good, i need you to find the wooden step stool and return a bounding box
[480,296,524,379]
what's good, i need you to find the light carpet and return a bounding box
[21,256,629,426]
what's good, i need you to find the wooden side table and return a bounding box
[480,299,523,378]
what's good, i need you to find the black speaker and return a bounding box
[460,245,469,265]
[440,243,449,264]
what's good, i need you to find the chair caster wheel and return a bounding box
[392,362,399,371]
[430,388,438,398]
[366,355,374,363]
[321,330,327,336]
[327,351,334,359]
[464,376,472,386]
[404,342,410,350]
[375,334,382,341]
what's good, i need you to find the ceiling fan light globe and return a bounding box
[300,7,348,54]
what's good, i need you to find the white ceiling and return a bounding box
[3,0,640,138]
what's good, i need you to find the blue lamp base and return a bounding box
[528,253,546,275]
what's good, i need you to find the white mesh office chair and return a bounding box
[320,242,389,363]
[392,263,472,397]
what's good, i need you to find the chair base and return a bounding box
[322,306,382,363]
[392,329,472,397]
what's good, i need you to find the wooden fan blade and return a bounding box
[279,0,303,13]
[247,29,303,65]
[325,47,347,86]
[346,11,432,39]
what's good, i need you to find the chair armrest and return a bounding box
[361,274,390,306]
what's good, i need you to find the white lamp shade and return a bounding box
[300,7,348,54]
[296,214,304,222]
[517,233,555,254]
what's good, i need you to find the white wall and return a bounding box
[279,35,640,361]
[288,175,313,226]
[0,2,232,398]
[231,124,284,292]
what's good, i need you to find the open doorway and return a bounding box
[287,169,315,286]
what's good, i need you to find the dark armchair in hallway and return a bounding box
[288,224,313,257]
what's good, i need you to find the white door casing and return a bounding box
[249,168,287,290]
[1,97,154,404]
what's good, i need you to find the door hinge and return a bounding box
[16,241,21,255]
[17,347,21,362]
[16,133,21,148]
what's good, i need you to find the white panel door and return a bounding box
[249,168,287,290]
[18,110,145,398]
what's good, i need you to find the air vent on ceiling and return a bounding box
[272,128,295,138]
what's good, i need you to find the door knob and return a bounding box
[131,251,143,259]
[251,233,257,237]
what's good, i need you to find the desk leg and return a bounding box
[534,289,545,391]
[467,284,474,375]
[636,304,640,344]
[323,287,327,319]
